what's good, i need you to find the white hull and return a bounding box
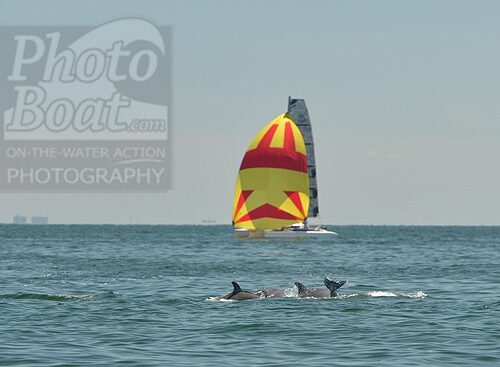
[234,228,337,239]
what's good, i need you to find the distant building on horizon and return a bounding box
[201,219,217,224]
[31,216,48,225]
[13,214,27,224]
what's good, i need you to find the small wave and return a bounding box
[0,291,115,302]
[206,290,427,302]
[342,293,360,299]
[405,291,427,299]
[206,297,236,302]
[317,291,429,300]
[343,291,427,299]
[367,291,398,297]
[95,290,116,299]
[283,287,298,297]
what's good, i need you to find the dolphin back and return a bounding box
[226,281,260,300]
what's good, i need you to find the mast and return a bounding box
[287,97,319,218]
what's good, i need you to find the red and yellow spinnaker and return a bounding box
[232,113,310,230]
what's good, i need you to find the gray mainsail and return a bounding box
[287,97,319,218]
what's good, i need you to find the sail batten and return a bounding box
[232,114,310,230]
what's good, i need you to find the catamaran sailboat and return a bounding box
[232,98,336,238]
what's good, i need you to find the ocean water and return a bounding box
[0,225,499,366]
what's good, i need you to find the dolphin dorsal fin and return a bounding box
[295,282,306,294]
[231,281,243,295]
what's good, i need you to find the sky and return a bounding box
[1,0,499,225]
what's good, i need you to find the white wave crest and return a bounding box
[283,287,298,297]
[406,291,427,299]
[206,296,236,302]
[368,291,398,297]
[366,291,427,298]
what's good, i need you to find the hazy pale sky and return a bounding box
[1,0,499,225]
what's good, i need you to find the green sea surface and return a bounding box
[0,225,499,366]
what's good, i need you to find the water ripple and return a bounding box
[0,224,499,366]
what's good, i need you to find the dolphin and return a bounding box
[253,287,287,298]
[219,281,260,301]
[295,277,347,298]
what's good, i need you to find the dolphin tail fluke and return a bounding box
[324,277,347,296]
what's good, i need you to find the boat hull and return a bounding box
[234,228,337,239]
